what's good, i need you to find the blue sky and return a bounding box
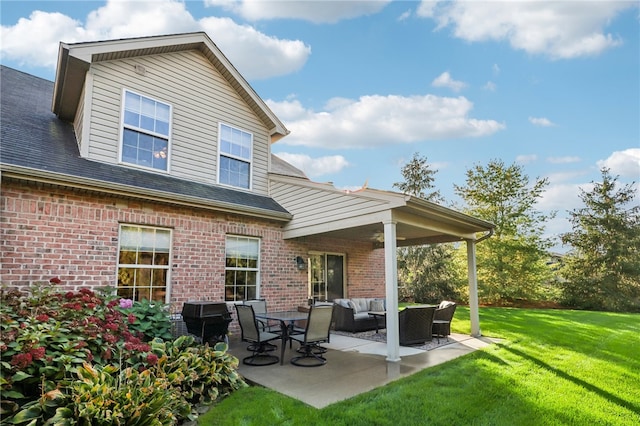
[1,1,639,251]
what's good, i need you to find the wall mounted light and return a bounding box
[295,256,306,271]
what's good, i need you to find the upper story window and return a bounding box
[121,90,171,171]
[218,123,252,189]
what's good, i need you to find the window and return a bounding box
[117,225,171,302]
[218,123,252,189]
[121,90,171,171]
[225,236,260,301]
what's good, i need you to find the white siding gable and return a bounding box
[84,50,271,195]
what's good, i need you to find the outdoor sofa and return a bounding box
[332,298,386,332]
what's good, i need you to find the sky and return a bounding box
[1,0,639,252]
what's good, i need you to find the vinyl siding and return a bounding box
[270,179,391,233]
[85,50,270,195]
[73,85,85,152]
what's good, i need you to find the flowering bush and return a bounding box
[0,279,246,424]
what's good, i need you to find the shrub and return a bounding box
[1,279,246,424]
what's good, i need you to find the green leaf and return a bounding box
[2,390,25,398]
[8,405,41,423]
[11,371,33,382]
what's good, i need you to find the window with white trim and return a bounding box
[121,90,171,171]
[218,123,252,189]
[117,225,171,302]
[225,236,260,301]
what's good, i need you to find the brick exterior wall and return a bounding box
[1,180,386,332]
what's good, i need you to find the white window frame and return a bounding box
[119,89,172,172]
[116,224,172,303]
[224,235,261,302]
[217,123,253,190]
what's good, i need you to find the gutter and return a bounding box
[476,228,494,243]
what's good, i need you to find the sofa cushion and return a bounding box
[439,300,455,309]
[352,298,370,313]
[354,312,372,321]
[347,300,359,314]
[334,299,350,309]
[369,299,385,312]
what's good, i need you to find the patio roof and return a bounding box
[269,173,493,245]
[269,173,495,362]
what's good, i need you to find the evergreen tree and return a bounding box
[393,153,461,303]
[454,159,555,303]
[560,168,640,311]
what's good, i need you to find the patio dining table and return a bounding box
[255,310,309,365]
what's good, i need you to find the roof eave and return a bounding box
[1,165,292,222]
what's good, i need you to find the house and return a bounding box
[0,32,493,361]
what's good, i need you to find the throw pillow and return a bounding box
[347,300,358,314]
[369,300,385,312]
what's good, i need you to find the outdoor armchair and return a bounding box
[432,301,457,341]
[398,305,436,346]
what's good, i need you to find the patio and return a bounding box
[227,332,497,408]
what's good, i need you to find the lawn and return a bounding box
[200,307,640,425]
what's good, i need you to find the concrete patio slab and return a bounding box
[228,333,496,408]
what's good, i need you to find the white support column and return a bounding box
[384,220,400,362]
[467,240,481,337]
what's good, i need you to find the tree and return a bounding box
[560,168,640,312]
[393,153,462,303]
[393,152,442,203]
[454,159,555,303]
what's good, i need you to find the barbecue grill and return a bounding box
[181,301,232,344]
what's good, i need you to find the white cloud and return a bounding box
[417,1,632,59]
[538,182,589,211]
[199,17,310,79]
[529,116,556,127]
[597,148,640,178]
[432,71,467,92]
[483,81,497,91]
[274,153,350,177]
[516,154,537,164]
[266,94,505,148]
[547,156,581,164]
[205,0,390,23]
[398,9,412,22]
[492,63,500,75]
[0,11,87,68]
[0,0,311,80]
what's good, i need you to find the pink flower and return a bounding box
[11,353,33,369]
[146,353,158,366]
[119,298,134,309]
[35,314,50,322]
[128,314,136,324]
[30,347,46,360]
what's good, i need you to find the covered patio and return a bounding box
[228,332,497,408]
[270,174,495,362]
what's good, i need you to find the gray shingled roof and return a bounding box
[0,65,291,220]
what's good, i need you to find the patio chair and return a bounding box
[290,304,334,367]
[398,305,436,346]
[243,299,278,351]
[235,304,281,366]
[432,301,457,342]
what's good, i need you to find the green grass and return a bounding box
[200,307,640,425]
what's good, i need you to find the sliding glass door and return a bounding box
[308,253,345,302]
